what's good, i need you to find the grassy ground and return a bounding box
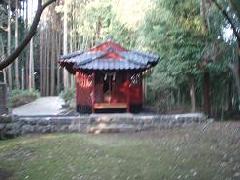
[0,122,240,180]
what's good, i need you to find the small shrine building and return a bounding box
[59,39,159,113]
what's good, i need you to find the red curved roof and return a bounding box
[59,39,159,73]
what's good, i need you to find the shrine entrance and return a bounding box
[103,73,116,103]
[93,71,128,112]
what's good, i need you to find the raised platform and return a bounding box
[93,103,128,109]
[0,113,208,136]
[93,103,129,113]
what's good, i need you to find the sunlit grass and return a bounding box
[0,122,239,180]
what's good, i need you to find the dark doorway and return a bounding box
[103,73,116,103]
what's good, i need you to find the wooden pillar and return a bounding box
[75,72,79,112]
[142,73,145,105]
[127,72,130,113]
[109,74,112,103]
[92,72,95,113]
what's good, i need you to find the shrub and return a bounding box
[59,88,75,106]
[9,89,40,108]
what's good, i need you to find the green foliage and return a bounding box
[62,0,239,114]
[56,0,147,50]
[9,89,40,108]
[229,0,240,19]
[133,0,239,113]
[136,0,205,96]
[59,88,75,105]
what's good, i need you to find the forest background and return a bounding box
[0,0,240,118]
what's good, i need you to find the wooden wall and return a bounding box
[76,71,143,110]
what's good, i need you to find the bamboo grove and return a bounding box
[0,0,239,117]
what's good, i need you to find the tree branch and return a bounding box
[211,0,240,42]
[0,26,8,33]
[42,0,56,10]
[0,0,56,70]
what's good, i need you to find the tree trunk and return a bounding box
[28,0,35,90]
[229,46,240,106]
[40,28,43,95]
[236,43,240,107]
[189,75,196,112]
[69,16,73,89]
[24,0,29,89]
[57,32,61,94]
[227,80,233,111]
[63,1,69,89]
[15,0,20,89]
[50,29,55,96]
[21,68,24,90]
[200,0,212,116]
[238,44,240,102]
[46,29,50,96]
[29,38,34,89]
[28,0,34,90]
[43,29,47,96]
[7,0,12,89]
[203,71,211,116]
[200,0,210,31]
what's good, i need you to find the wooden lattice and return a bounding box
[130,73,141,85]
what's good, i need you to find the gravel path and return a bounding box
[12,97,65,116]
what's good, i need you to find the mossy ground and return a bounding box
[0,122,239,180]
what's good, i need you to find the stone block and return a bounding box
[26,119,37,125]
[69,124,81,132]
[38,119,50,126]
[4,130,16,138]
[5,123,13,130]
[0,123,5,130]
[0,115,11,123]
[41,125,52,133]
[21,125,35,134]
[58,125,69,132]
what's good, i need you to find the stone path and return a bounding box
[12,97,65,116]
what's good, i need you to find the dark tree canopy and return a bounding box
[0,0,56,70]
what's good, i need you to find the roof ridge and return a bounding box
[77,52,107,66]
[60,51,84,60]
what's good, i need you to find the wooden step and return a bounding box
[93,103,128,109]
